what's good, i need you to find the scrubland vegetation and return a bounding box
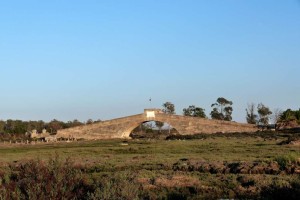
[0,132,299,199]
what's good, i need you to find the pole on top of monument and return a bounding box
[149,97,152,108]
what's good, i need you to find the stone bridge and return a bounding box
[56,109,258,140]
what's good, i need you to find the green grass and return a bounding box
[1,133,300,199]
[0,134,299,169]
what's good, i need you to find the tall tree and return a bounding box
[257,103,272,125]
[210,97,233,121]
[272,108,283,124]
[0,120,6,134]
[183,105,206,118]
[162,102,175,114]
[4,119,15,134]
[246,103,258,124]
[46,119,64,134]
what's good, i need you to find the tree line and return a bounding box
[0,119,100,136]
[162,97,300,126]
[153,98,233,132]
[162,97,233,121]
[1,97,299,136]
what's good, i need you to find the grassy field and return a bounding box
[0,132,300,199]
[0,133,299,165]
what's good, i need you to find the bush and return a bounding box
[88,172,140,200]
[0,155,89,200]
[274,153,299,170]
[278,133,300,145]
[260,176,300,200]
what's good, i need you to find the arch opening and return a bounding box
[129,120,179,139]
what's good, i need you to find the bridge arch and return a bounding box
[121,120,180,138]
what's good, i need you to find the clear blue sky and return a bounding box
[1,0,299,122]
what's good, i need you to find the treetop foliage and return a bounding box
[0,119,94,135]
[162,102,176,114]
[246,103,258,124]
[280,109,300,124]
[211,97,233,108]
[257,103,272,125]
[183,105,206,118]
[210,97,233,121]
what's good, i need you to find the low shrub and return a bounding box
[0,155,90,200]
[260,176,300,200]
[1,156,300,199]
[88,171,141,200]
[274,153,299,170]
[278,133,300,145]
[166,131,291,141]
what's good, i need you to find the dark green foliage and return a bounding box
[0,119,85,139]
[183,105,207,118]
[162,102,176,114]
[260,178,300,200]
[274,153,299,170]
[210,97,233,121]
[257,103,272,125]
[246,103,258,124]
[47,119,84,133]
[3,120,25,134]
[280,109,300,124]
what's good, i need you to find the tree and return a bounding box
[46,119,64,134]
[280,109,294,121]
[210,97,233,121]
[162,102,175,114]
[13,120,27,135]
[27,120,46,133]
[272,108,283,124]
[0,120,5,134]
[142,122,155,133]
[257,103,272,125]
[183,105,206,118]
[71,119,83,127]
[4,119,15,134]
[280,109,300,124]
[246,103,258,124]
[155,121,164,132]
[86,119,94,125]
